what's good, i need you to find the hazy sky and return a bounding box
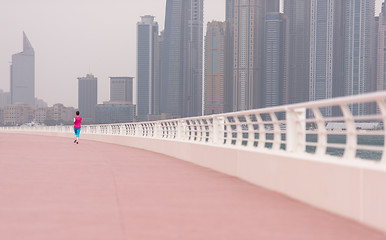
[0,0,384,108]
[0,0,224,107]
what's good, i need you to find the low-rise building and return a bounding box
[95,102,135,124]
[2,104,34,126]
[44,104,75,125]
[34,108,48,124]
[0,90,11,107]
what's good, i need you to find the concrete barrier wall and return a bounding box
[19,131,386,233]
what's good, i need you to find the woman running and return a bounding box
[73,111,82,144]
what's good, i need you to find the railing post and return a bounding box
[286,108,306,153]
[340,104,357,160]
[312,107,327,156]
[153,123,158,138]
[177,120,185,141]
[212,116,224,144]
[270,112,281,151]
[135,123,142,137]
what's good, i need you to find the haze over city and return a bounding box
[0,0,384,109]
[0,0,225,108]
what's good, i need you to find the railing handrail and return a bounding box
[2,91,386,163]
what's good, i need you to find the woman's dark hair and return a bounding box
[76,111,80,116]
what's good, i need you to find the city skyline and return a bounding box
[0,0,225,108]
[0,0,385,109]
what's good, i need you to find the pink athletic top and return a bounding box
[74,116,82,129]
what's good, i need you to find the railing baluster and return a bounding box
[340,104,357,160]
[270,112,281,151]
[377,100,386,163]
[312,107,328,156]
[287,108,306,153]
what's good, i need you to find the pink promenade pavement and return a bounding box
[0,133,385,240]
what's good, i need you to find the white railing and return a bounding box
[2,91,386,163]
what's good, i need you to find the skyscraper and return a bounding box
[154,31,164,116]
[264,13,288,108]
[284,0,311,105]
[110,77,133,103]
[333,0,345,100]
[309,0,344,116]
[10,32,35,106]
[204,21,226,115]
[377,2,386,92]
[310,0,333,107]
[78,74,97,123]
[162,0,184,117]
[233,0,265,111]
[265,0,280,12]
[226,0,235,20]
[225,0,235,113]
[183,0,204,117]
[161,0,204,118]
[344,0,375,115]
[137,15,159,121]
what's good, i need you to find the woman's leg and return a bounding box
[76,128,81,143]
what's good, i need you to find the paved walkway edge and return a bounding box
[5,131,386,234]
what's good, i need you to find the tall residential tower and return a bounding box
[204,21,226,115]
[284,0,311,104]
[377,2,386,92]
[233,0,265,111]
[162,0,204,117]
[264,13,288,108]
[10,32,35,106]
[344,0,375,115]
[309,0,345,116]
[78,74,97,123]
[137,15,159,121]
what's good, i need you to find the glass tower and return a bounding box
[10,32,35,106]
[162,0,204,117]
[137,15,159,121]
[344,0,375,115]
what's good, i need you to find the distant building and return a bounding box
[0,108,3,125]
[204,21,226,115]
[309,0,345,116]
[154,31,164,116]
[162,0,204,117]
[147,113,180,122]
[78,74,97,123]
[137,15,159,121]
[33,104,74,125]
[0,90,11,107]
[309,0,334,109]
[344,0,375,115]
[110,77,133,103]
[284,0,311,104]
[264,13,288,108]
[34,108,48,124]
[377,3,386,92]
[2,104,34,126]
[233,0,266,111]
[225,1,235,113]
[50,103,74,123]
[226,0,235,21]
[95,102,135,124]
[35,98,48,108]
[10,32,35,106]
